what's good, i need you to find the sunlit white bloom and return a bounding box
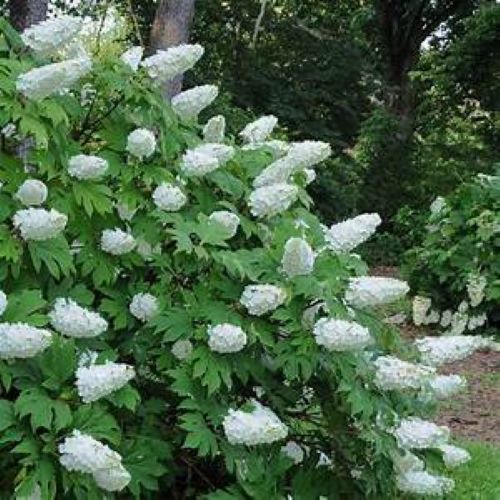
[248,183,298,218]
[116,202,137,222]
[374,356,435,391]
[412,296,431,326]
[243,140,291,159]
[13,208,67,241]
[0,290,6,317]
[101,228,136,255]
[440,310,453,328]
[430,196,446,215]
[468,313,487,331]
[240,284,287,316]
[253,157,295,188]
[449,310,468,335]
[1,123,16,138]
[68,154,108,180]
[458,300,469,313]
[17,55,92,100]
[193,143,235,165]
[281,441,304,464]
[0,322,52,359]
[141,44,204,81]
[415,335,489,366]
[15,179,48,206]
[129,293,159,322]
[203,115,226,143]
[303,168,316,185]
[313,318,372,351]
[223,400,288,445]
[397,471,454,496]
[171,339,193,360]
[171,85,218,121]
[59,430,130,492]
[120,46,143,71]
[438,444,471,468]
[393,418,450,450]
[208,211,240,239]
[22,15,83,56]
[428,375,466,400]
[281,237,315,278]
[207,323,247,353]
[126,128,156,159]
[76,361,135,403]
[239,115,278,143]
[423,309,440,325]
[152,183,187,211]
[345,277,410,308]
[49,298,107,338]
[180,150,219,177]
[316,452,333,468]
[286,140,332,169]
[324,213,381,253]
[466,273,487,307]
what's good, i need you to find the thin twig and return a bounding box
[251,0,269,48]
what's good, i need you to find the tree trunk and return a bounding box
[9,0,48,31]
[150,0,196,98]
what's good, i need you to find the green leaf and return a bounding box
[72,182,113,217]
[2,289,47,326]
[28,236,75,279]
[0,224,23,262]
[179,412,219,457]
[106,385,140,411]
[0,400,15,432]
[39,337,76,386]
[72,405,120,445]
[15,388,53,431]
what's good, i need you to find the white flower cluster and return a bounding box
[0,290,7,317]
[68,154,108,180]
[15,179,48,206]
[252,140,331,188]
[427,374,467,399]
[323,213,381,253]
[412,296,431,326]
[468,313,487,331]
[203,115,226,143]
[207,323,247,353]
[438,444,471,468]
[152,183,187,211]
[101,228,136,255]
[141,44,204,81]
[223,400,288,445]
[22,15,83,56]
[415,335,489,366]
[345,276,410,308]
[0,322,52,359]
[240,284,287,316]
[17,54,92,100]
[396,471,454,496]
[59,430,130,492]
[392,450,424,474]
[281,237,315,278]
[430,196,446,215]
[49,298,107,338]
[171,85,218,121]
[281,440,304,464]
[243,140,290,159]
[393,418,449,450]
[126,128,156,160]
[374,356,435,391]
[116,202,137,222]
[76,361,135,402]
[313,318,372,351]
[466,273,487,307]
[129,293,159,322]
[171,339,193,361]
[120,46,143,71]
[13,208,67,241]
[208,211,240,239]
[180,143,234,176]
[239,115,278,143]
[248,183,298,218]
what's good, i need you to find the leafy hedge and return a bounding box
[403,171,500,333]
[0,16,476,499]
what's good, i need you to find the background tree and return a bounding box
[8,0,48,30]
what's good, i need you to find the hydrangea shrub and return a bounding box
[404,173,499,334]
[0,16,484,499]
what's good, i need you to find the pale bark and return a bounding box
[150,0,196,98]
[9,0,48,31]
